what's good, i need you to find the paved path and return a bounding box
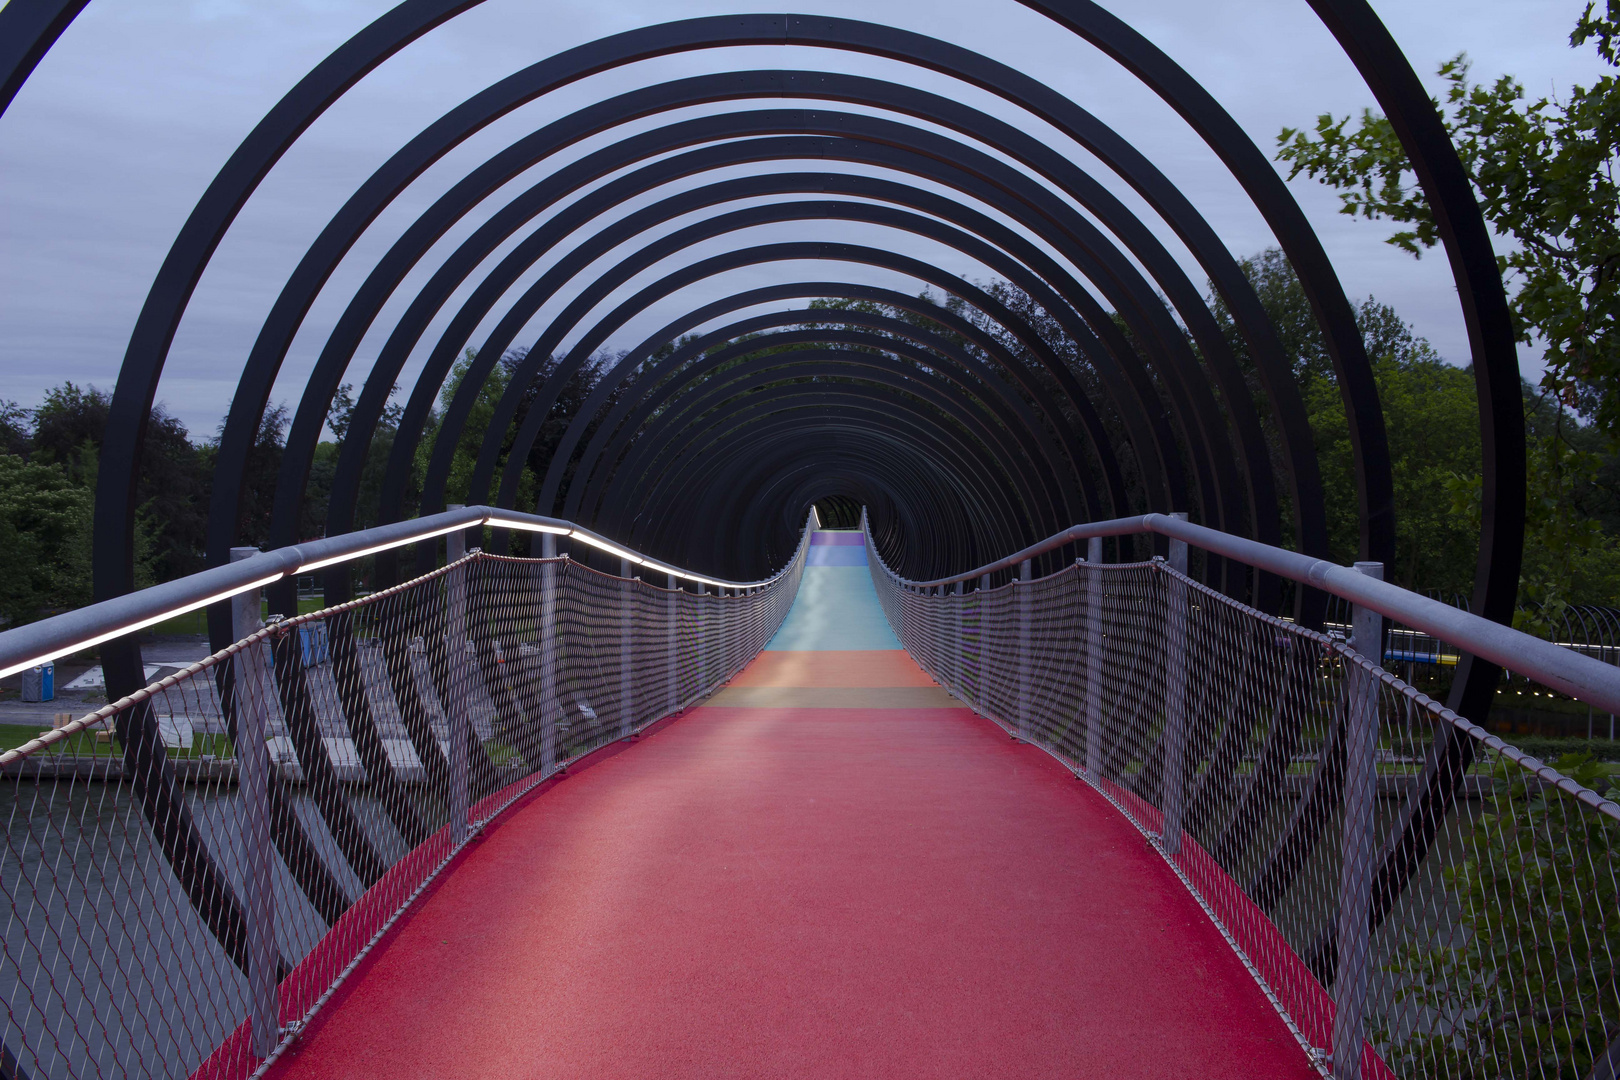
[268,531,1314,1078]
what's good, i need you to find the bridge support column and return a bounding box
[1160,514,1189,856]
[1084,537,1104,777]
[1017,559,1032,740]
[445,526,471,845]
[539,533,559,774]
[667,573,678,715]
[1333,561,1384,1080]
[620,559,635,739]
[230,549,279,1059]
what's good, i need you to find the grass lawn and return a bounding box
[0,724,235,760]
[147,596,328,637]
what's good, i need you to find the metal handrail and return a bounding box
[0,505,791,680]
[875,510,1620,716]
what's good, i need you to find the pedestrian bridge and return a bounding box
[4,507,1618,1080]
[263,528,1306,1079]
[3,3,1620,1078]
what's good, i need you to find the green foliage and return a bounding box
[1304,352,1482,592]
[1498,735,1620,763]
[0,454,92,627]
[0,400,31,458]
[0,383,208,627]
[1378,753,1620,1078]
[220,403,290,549]
[1448,385,1620,625]
[423,349,513,507]
[1276,1,1620,440]
[303,381,408,535]
[1211,250,1485,588]
[1217,249,1620,608]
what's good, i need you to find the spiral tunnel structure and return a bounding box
[2,1,1522,722]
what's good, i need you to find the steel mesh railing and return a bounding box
[1,527,807,1080]
[868,528,1620,1080]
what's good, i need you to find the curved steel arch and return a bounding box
[561,322,1076,532]
[392,277,1128,582]
[299,79,1302,593]
[235,47,1335,614]
[469,182,1178,517]
[487,169,1203,521]
[546,290,1104,531]
[628,410,1022,578]
[578,350,1053,542]
[46,1,1515,721]
[453,236,1124,520]
[682,420,1040,579]
[626,389,1034,560]
[304,26,1340,584]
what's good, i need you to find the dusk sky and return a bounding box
[0,0,1607,438]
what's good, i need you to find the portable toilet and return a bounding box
[21,662,54,702]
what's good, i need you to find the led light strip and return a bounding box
[567,530,643,565]
[483,515,570,535]
[297,521,469,573]
[0,510,784,679]
[0,573,284,680]
[637,559,732,590]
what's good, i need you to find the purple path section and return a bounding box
[809,531,865,546]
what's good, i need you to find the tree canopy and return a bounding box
[1277,0,1620,439]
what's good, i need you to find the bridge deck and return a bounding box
[268,533,1313,1078]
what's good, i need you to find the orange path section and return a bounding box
[268,705,1314,1079]
[726,649,936,687]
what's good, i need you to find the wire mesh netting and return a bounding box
[868,533,1620,1080]
[1,535,805,1080]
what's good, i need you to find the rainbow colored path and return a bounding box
[268,531,1314,1078]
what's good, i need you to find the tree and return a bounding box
[214,403,289,549]
[1207,250,1487,589]
[1276,1,1620,439]
[304,382,407,536]
[0,400,31,458]
[0,455,92,627]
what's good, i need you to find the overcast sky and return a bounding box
[0,0,1607,439]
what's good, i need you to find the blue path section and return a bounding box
[767,532,901,651]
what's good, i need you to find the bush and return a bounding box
[1497,734,1620,764]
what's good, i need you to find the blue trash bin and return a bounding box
[21,662,54,702]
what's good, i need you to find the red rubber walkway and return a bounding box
[267,534,1314,1078]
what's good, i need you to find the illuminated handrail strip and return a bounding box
[0,505,794,680]
[868,509,1620,717]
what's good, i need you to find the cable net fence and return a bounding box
[1,539,805,1080]
[868,535,1620,1080]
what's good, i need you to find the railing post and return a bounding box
[620,558,634,739]
[954,580,964,696]
[539,532,559,773]
[696,584,707,692]
[667,572,678,714]
[230,548,279,1059]
[977,573,990,714]
[1161,513,1189,856]
[1085,536,1103,777]
[1018,558,1032,739]
[1333,561,1384,1080]
[445,525,471,844]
